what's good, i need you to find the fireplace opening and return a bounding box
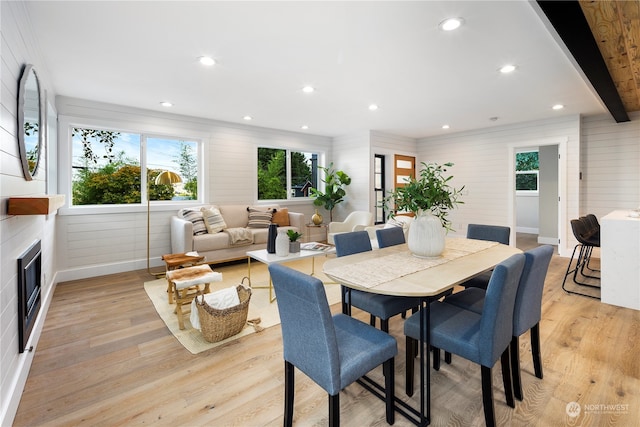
[18,240,42,353]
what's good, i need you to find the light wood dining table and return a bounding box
[322,238,522,426]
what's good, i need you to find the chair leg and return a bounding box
[380,318,389,333]
[405,336,415,397]
[329,394,339,427]
[531,323,544,379]
[284,361,294,427]
[341,286,351,315]
[561,244,600,299]
[481,366,496,427]
[432,346,441,371]
[500,348,515,408]
[383,358,395,425]
[444,351,452,364]
[369,314,376,328]
[510,336,523,401]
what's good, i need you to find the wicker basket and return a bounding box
[196,280,251,343]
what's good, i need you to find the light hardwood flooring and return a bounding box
[13,234,640,426]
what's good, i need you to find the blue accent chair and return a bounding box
[445,245,554,401]
[461,224,511,289]
[375,226,405,249]
[404,253,525,427]
[334,231,420,332]
[269,263,397,426]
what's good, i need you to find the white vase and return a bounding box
[407,210,445,258]
[275,229,290,257]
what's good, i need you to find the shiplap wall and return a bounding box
[416,115,581,255]
[55,97,332,281]
[581,112,640,218]
[0,2,58,425]
[331,131,370,221]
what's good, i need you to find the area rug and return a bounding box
[144,256,340,354]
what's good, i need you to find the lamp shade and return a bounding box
[155,170,182,185]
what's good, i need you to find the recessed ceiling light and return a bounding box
[301,125,309,130]
[442,124,450,129]
[302,86,315,93]
[369,104,379,111]
[439,18,464,31]
[198,56,216,66]
[243,115,252,121]
[552,104,564,110]
[160,101,173,107]
[499,64,517,73]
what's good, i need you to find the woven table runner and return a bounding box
[324,239,499,289]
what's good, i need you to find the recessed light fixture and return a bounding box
[243,115,252,121]
[552,104,564,110]
[442,124,450,129]
[499,64,517,73]
[369,104,379,111]
[439,17,464,31]
[302,86,315,93]
[198,56,216,66]
[301,125,309,130]
[489,116,499,122]
[160,101,173,107]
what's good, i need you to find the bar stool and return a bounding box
[166,265,221,329]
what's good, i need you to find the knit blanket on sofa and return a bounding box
[225,227,253,246]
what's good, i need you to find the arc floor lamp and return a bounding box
[147,170,182,276]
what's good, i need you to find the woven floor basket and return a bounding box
[196,284,251,343]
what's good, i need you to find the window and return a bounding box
[374,154,385,224]
[71,126,199,205]
[257,147,318,200]
[515,151,539,192]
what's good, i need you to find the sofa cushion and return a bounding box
[201,207,227,234]
[193,232,231,252]
[271,208,290,226]
[218,205,249,229]
[247,207,273,228]
[180,208,207,236]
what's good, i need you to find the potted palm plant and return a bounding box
[383,162,464,257]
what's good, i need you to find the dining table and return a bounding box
[322,237,522,426]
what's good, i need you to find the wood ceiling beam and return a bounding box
[537,0,630,122]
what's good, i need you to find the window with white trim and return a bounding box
[257,147,318,200]
[515,150,539,192]
[71,126,200,205]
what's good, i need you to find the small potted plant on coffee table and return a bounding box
[286,230,302,253]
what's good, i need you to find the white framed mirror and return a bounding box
[17,64,43,181]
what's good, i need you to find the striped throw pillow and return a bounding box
[201,207,227,233]
[180,208,207,235]
[247,207,273,228]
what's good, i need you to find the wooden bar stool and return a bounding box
[166,265,221,329]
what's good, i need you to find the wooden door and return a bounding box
[393,155,416,217]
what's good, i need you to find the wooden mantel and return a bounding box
[8,194,65,215]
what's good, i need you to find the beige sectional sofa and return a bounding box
[170,204,304,264]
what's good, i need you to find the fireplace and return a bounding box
[18,240,42,353]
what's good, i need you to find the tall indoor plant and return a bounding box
[384,162,464,257]
[310,162,351,222]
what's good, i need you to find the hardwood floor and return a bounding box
[13,235,640,426]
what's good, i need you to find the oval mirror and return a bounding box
[17,64,42,181]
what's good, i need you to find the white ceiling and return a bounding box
[25,0,606,139]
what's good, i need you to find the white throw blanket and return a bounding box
[190,286,241,330]
[225,227,253,246]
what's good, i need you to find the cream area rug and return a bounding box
[144,255,340,354]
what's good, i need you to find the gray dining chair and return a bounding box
[444,245,554,400]
[404,253,525,427]
[269,263,397,426]
[375,226,405,249]
[461,223,511,289]
[334,231,420,332]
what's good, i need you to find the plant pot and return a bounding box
[311,209,323,225]
[289,241,300,253]
[407,210,445,258]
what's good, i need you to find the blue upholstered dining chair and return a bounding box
[268,263,397,426]
[334,230,421,332]
[462,223,511,289]
[404,253,526,427]
[444,245,554,401]
[375,226,406,249]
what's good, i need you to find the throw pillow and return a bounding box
[201,207,227,234]
[180,208,207,236]
[247,207,273,228]
[271,208,290,226]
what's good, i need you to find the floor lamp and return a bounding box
[147,170,182,276]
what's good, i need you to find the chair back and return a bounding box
[334,231,372,257]
[269,263,341,394]
[343,211,374,229]
[570,218,598,246]
[376,226,405,248]
[478,253,525,367]
[467,224,510,245]
[513,245,554,336]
